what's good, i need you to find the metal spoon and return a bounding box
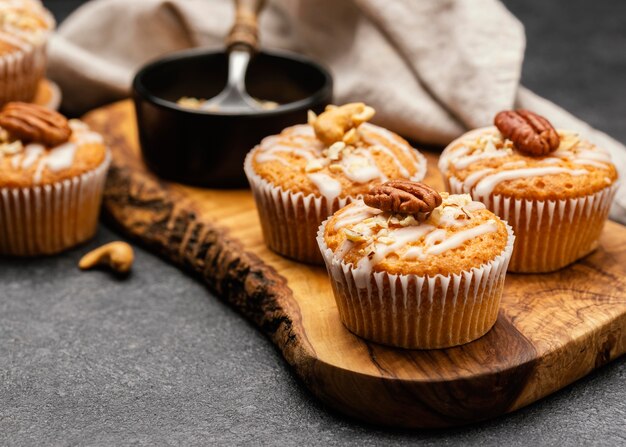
[201,0,266,112]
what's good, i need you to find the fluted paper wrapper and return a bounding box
[447,176,618,272]
[317,220,515,349]
[0,153,111,256]
[244,153,353,264]
[0,39,48,105]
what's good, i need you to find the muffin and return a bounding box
[439,109,618,273]
[0,0,54,105]
[317,181,514,349]
[244,103,427,264]
[0,102,110,255]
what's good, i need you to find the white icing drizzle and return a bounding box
[464,168,494,187]
[358,123,425,177]
[500,161,527,169]
[334,196,500,273]
[439,145,469,171]
[569,149,612,163]
[573,159,611,169]
[307,173,342,202]
[340,151,384,183]
[44,142,78,172]
[10,153,20,169]
[440,127,615,195]
[257,145,318,162]
[538,157,562,165]
[255,122,426,199]
[287,124,315,137]
[20,144,44,169]
[0,1,53,47]
[371,144,410,177]
[452,150,509,169]
[355,225,435,271]
[334,240,354,260]
[5,119,104,184]
[426,221,498,255]
[333,202,381,229]
[474,167,588,197]
[423,229,447,247]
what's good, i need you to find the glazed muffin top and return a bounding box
[0,102,107,188]
[322,182,510,277]
[0,0,54,52]
[248,103,427,202]
[439,111,618,201]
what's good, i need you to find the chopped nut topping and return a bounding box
[398,215,419,226]
[327,141,346,160]
[328,164,343,173]
[343,128,359,145]
[344,228,368,242]
[305,159,324,173]
[558,132,580,151]
[430,193,478,227]
[309,103,375,146]
[377,236,394,245]
[0,140,23,155]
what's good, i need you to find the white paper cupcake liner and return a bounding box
[316,219,515,349]
[0,152,111,256]
[244,150,427,264]
[447,175,618,272]
[0,37,48,104]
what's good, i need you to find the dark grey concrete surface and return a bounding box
[2,0,626,445]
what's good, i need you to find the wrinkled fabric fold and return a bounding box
[48,0,626,222]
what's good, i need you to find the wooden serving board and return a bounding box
[84,100,626,428]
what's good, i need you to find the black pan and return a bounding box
[132,48,333,188]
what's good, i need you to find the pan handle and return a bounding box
[225,0,266,53]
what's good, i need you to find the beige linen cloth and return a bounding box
[48,0,626,222]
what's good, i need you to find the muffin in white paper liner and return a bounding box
[0,42,47,103]
[0,152,110,256]
[244,151,427,264]
[447,175,617,272]
[245,152,351,264]
[316,219,515,349]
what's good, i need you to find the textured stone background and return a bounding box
[1,1,625,445]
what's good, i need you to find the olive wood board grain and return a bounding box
[83,100,626,429]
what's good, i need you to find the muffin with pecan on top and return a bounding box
[439,110,618,272]
[0,102,110,255]
[244,102,427,264]
[317,181,514,349]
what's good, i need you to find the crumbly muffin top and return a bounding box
[439,126,618,200]
[0,0,54,52]
[323,193,509,277]
[250,123,426,201]
[0,119,107,188]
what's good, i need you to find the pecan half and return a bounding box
[0,102,71,147]
[494,109,560,156]
[364,180,442,217]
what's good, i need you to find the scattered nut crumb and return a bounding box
[79,241,134,275]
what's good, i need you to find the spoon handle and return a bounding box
[226,0,266,52]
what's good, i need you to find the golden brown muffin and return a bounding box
[245,103,427,264]
[0,120,106,188]
[439,117,618,272]
[0,0,55,105]
[0,103,110,256]
[318,184,514,349]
